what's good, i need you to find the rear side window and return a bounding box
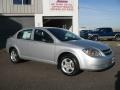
[17,29,32,40]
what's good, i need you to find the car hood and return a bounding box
[65,40,109,50]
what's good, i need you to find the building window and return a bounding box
[13,0,31,5]
[23,0,31,4]
[13,0,22,4]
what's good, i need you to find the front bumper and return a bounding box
[86,59,115,71]
[79,54,115,71]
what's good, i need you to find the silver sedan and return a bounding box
[6,27,115,76]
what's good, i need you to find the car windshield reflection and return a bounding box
[47,28,81,41]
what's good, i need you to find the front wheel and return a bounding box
[115,35,120,41]
[60,54,80,76]
[93,36,99,41]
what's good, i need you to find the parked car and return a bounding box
[6,27,115,76]
[79,30,93,39]
[88,27,120,41]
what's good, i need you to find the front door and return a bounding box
[29,29,55,63]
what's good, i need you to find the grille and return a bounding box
[102,48,112,56]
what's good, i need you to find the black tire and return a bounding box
[115,35,120,41]
[93,36,98,41]
[9,48,21,63]
[59,54,80,76]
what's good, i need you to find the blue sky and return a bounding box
[79,0,120,29]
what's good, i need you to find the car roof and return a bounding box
[18,27,68,33]
[96,27,112,29]
[16,27,62,33]
[21,27,63,30]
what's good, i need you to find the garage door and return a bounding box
[43,16,72,30]
[0,16,34,49]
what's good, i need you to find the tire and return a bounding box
[10,48,21,63]
[93,36,98,41]
[115,35,120,41]
[60,54,80,76]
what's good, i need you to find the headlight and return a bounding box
[83,48,102,57]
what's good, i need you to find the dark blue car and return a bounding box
[88,27,120,41]
[80,30,93,39]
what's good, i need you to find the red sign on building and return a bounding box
[50,0,73,11]
[57,0,68,3]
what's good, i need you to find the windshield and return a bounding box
[47,28,81,41]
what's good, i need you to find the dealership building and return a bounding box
[0,0,79,34]
[0,0,79,48]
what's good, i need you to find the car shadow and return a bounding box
[0,15,22,49]
[115,71,120,90]
[19,59,31,63]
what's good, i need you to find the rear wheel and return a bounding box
[60,54,80,76]
[10,49,21,63]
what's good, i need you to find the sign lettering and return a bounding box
[50,0,73,11]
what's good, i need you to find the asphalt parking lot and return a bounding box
[0,41,120,90]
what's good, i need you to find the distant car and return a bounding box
[6,27,115,76]
[88,27,120,41]
[80,30,93,39]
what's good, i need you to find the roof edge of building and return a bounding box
[0,13,34,16]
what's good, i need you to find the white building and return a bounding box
[35,0,79,35]
[0,0,79,34]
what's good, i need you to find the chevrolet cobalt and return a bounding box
[6,27,115,76]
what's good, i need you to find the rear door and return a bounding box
[16,29,34,58]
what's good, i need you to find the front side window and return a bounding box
[13,0,31,5]
[98,28,112,33]
[99,29,104,32]
[34,29,54,43]
[104,28,112,33]
[17,29,32,40]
